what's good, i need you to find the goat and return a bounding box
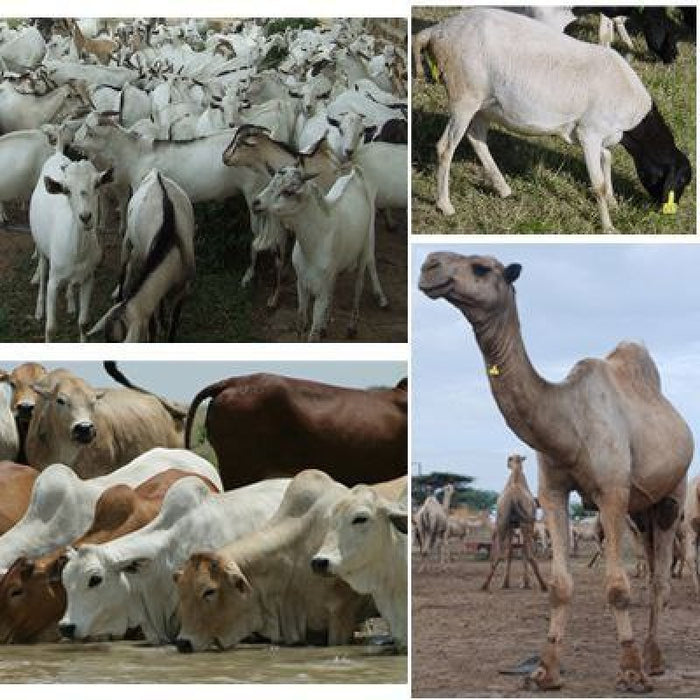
[29,154,113,342]
[414,8,691,232]
[252,166,387,341]
[89,169,195,342]
[67,19,118,66]
[0,26,45,72]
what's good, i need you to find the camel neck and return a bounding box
[470,300,571,456]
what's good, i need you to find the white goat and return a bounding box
[0,375,19,461]
[413,8,692,232]
[252,166,387,341]
[89,169,195,342]
[29,154,113,342]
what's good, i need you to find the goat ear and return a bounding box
[326,116,340,129]
[503,264,521,284]
[97,167,114,187]
[44,176,68,196]
[363,125,377,143]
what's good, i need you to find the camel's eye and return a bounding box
[472,263,491,277]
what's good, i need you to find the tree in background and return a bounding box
[412,471,497,512]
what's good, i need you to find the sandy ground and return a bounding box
[412,548,700,697]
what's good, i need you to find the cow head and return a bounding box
[174,552,260,653]
[1,363,48,426]
[0,554,66,644]
[311,485,407,588]
[32,371,105,447]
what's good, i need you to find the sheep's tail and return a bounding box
[413,26,438,82]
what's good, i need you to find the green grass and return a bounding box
[412,8,697,235]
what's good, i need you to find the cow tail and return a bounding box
[184,378,235,449]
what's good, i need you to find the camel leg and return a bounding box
[481,531,506,591]
[642,487,683,676]
[686,530,699,598]
[522,524,547,591]
[502,530,514,589]
[528,486,572,691]
[598,496,650,693]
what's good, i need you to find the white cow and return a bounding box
[0,375,19,461]
[173,469,371,652]
[59,476,289,643]
[0,448,221,571]
[311,477,408,650]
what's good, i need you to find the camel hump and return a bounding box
[605,341,662,395]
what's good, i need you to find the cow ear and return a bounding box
[226,567,252,596]
[49,554,69,582]
[94,390,106,400]
[388,510,408,535]
[32,382,53,400]
[122,557,150,574]
[18,557,35,581]
[97,167,114,188]
[44,176,68,196]
[503,264,522,284]
[172,569,182,584]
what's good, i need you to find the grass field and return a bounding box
[412,8,697,235]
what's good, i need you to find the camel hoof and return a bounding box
[615,670,652,694]
[643,639,665,676]
[525,666,562,691]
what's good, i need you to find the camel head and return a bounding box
[418,252,521,323]
[507,454,526,473]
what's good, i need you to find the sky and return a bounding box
[412,242,700,496]
[0,361,406,404]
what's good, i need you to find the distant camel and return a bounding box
[416,483,454,569]
[682,474,700,597]
[481,454,547,591]
[419,252,692,692]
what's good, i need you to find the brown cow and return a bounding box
[0,468,219,644]
[0,363,47,463]
[184,373,408,490]
[0,461,39,534]
[26,368,187,478]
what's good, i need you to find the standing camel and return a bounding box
[482,454,547,591]
[419,252,692,692]
[682,474,700,597]
[416,483,454,569]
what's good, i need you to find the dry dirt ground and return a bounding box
[0,213,406,343]
[413,549,700,697]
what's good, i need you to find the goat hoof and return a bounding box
[615,670,652,694]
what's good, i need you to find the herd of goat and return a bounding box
[0,17,408,342]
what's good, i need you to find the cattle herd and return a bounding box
[0,17,408,342]
[0,362,408,659]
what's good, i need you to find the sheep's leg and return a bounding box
[466,114,511,198]
[579,134,616,233]
[642,486,683,676]
[614,17,635,50]
[35,255,48,321]
[78,274,95,343]
[45,275,60,343]
[601,147,617,207]
[527,483,571,691]
[436,101,478,216]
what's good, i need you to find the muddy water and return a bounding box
[0,640,406,684]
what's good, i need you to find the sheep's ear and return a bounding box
[44,176,68,195]
[97,167,114,187]
[503,264,521,284]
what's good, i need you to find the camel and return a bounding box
[682,474,700,597]
[418,252,693,692]
[416,483,454,569]
[481,454,547,591]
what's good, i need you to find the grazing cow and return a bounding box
[0,462,38,534]
[26,367,187,477]
[0,467,219,644]
[59,476,289,643]
[185,373,408,490]
[0,363,47,463]
[174,470,372,652]
[311,476,408,650]
[0,447,221,571]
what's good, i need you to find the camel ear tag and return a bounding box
[488,364,500,377]
[662,191,677,215]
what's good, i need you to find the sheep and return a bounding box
[88,169,195,342]
[414,8,692,233]
[29,154,113,342]
[252,165,387,341]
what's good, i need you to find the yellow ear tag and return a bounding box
[662,190,678,215]
[488,364,500,377]
[426,54,440,82]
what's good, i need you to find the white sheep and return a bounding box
[29,154,113,342]
[252,165,387,341]
[414,8,692,232]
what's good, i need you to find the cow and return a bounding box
[173,469,373,652]
[26,367,188,478]
[59,475,289,644]
[0,461,38,535]
[0,467,219,644]
[184,373,408,490]
[311,476,408,650]
[0,363,47,463]
[0,447,221,572]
